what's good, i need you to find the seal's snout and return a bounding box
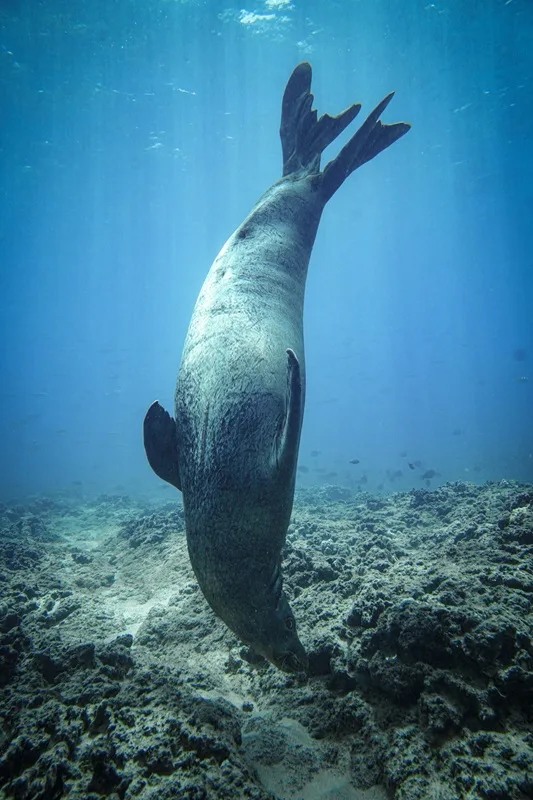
[269,628,308,674]
[276,647,309,675]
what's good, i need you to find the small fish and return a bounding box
[421,469,438,480]
[413,460,422,468]
[408,462,415,470]
[452,428,464,436]
[325,471,338,479]
[387,469,403,482]
[310,450,321,457]
[349,458,360,465]
[516,376,529,383]
[358,474,368,485]
[399,450,407,458]
[376,483,384,490]
[298,465,309,473]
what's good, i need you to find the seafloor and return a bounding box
[1,480,532,800]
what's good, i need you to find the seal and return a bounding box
[144,62,410,672]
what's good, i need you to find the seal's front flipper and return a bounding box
[143,401,182,491]
[275,349,303,475]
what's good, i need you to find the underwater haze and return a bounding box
[3,4,533,798]
[1,0,532,501]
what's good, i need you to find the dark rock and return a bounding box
[182,696,242,748]
[419,692,463,742]
[307,644,334,677]
[0,644,19,687]
[42,599,81,627]
[118,509,184,549]
[0,541,42,571]
[34,651,63,683]
[462,620,517,671]
[409,489,433,508]
[85,746,122,793]
[360,601,479,670]
[497,665,533,704]
[135,742,174,775]
[0,611,21,633]
[65,643,96,671]
[71,551,93,565]
[366,651,424,703]
[98,641,134,679]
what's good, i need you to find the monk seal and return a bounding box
[144,62,410,672]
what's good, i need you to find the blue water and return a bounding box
[1,0,532,500]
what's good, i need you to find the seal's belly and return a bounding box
[177,284,303,480]
[178,383,284,486]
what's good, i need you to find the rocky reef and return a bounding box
[1,481,532,799]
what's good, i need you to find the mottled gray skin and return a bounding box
[144,62,409,672]
[176,177,321,671]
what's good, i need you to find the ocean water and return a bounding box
[1,0,532,501]
[2,5,533,797]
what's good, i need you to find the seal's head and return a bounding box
[234,590,307,674]
[260,591,308,674]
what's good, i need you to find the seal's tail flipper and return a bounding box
[280,62,410,201]
[144,401,182,491]
[321,93,410,202]
[281,62,361,177]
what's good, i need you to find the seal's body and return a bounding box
[144,63,409,672]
